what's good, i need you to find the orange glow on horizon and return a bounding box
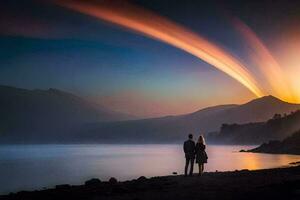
[57,0,264,98]
[274,27,300,103]
[233,18,297,103]
[232,18,296,103]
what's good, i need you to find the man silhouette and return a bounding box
[183,134,196,176]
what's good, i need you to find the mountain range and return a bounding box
[1,85,300,143]
[75,95,300,143]
[0,85,133,143]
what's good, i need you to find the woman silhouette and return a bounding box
[195,135,208,176]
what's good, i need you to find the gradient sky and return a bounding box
[0,0,300,117]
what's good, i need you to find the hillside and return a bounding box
[0,85,133,143]
[76,96,300,143]
[245,130,300,155]
[208,110,300,144]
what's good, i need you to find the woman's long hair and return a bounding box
[198,135,205,145]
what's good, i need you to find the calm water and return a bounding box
[0,144,300,194]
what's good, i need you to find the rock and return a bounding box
[85,178,101,186]
[55,184,70,190]
[240,169,249,172]
[289,161,300,165]
[137,176,147,181]
[109,177,118,184]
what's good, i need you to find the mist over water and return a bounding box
[0,144,299,194]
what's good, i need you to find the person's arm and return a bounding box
[183,142,187,153]
[194,143,198,154]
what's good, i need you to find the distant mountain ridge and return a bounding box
[1,85,300,143]
[0,85,134,143]
[75,95,300,143]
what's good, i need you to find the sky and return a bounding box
[0,0,300,117]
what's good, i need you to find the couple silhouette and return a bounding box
[183,134,208,176]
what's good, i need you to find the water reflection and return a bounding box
[0,144,299,194]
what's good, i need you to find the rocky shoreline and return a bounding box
[1,165,300,200]
[241,130,300,155]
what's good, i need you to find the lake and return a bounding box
[0,144,300,194]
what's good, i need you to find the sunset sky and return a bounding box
[0,0,300,117]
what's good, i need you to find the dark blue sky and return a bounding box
[0,0,299,117]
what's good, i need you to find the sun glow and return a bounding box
[232,18,296,103]
[275,28,300,103]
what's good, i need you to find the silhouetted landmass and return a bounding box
[0,85,134,143]
[244,130,300,155]
[1,85,300,143]
[207,110,300,144]
[1,165,299,200]
[76,96,300,143]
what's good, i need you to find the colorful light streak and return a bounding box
[57,0,264,97]
[232,18,295,102]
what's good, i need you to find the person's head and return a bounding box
[198,135,205,144]
[188,134,193,139]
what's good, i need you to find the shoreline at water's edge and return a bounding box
[240,149,300,155]
[1,164,300,200]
